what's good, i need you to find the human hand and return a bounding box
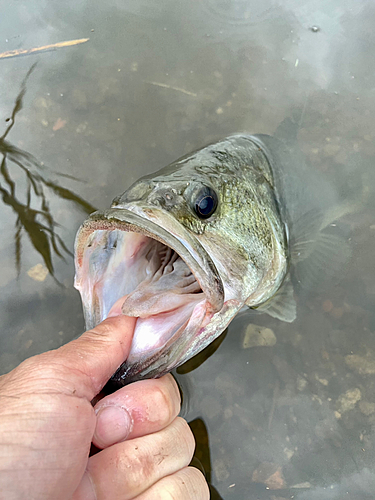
[0,315,209,499]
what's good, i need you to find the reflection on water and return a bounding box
[1,0,375,498]
[0,64,95,278]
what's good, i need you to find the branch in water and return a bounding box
[0,38,89,61]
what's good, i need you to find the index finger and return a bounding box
[92,374,181,449]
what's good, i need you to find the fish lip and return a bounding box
[74,202,225,327]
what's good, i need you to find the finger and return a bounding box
[93,374,181,449]
[73,417,195,500]
[134,467,210,500]
[24,315,137,401]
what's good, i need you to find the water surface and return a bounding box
[1,1,375,498]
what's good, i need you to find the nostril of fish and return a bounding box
[148,187,178,207]
[159,191,175,206]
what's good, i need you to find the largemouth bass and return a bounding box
[74,134,348,385]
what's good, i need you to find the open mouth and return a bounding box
[74,205,224,383]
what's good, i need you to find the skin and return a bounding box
[0,315,209,500]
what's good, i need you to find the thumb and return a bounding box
[0,315,136,402]
[56,315,137,400]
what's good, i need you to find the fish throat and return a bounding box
[75,222,215,376]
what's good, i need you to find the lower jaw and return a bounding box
[105,295,216,385]
[109,297,245,386]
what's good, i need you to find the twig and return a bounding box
[0,38,89,60]
[146,81,197,97]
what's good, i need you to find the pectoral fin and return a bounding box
[247,275,297,323]
[293,231,351,290]
[290,205,352,290]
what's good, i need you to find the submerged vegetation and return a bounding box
[0,64,96,279]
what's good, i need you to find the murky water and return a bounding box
[1,0,375,498]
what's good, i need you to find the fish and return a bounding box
[74,133,350,385]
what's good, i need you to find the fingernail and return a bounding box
[94,405,133,447]
[107,296,128,318]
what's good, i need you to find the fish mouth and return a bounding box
[74,203,225,384]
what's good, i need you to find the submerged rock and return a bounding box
[242,324,277,349]
[252,462,285,490]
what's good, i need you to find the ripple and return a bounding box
[204,0,278,26]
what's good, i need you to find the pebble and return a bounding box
[242,324,277,349]
[223,407,233,419]
[359,401,375,416]
[315,375,329,386]
[321,349,330,361]
[337,388,362,413]
[324,143,341,156]
[76,122,88,133]
[283,447,295,460]
[22,339,33,350]
[330,307,344,319]
[213,458,230,481]
[291,482,312,488]
[252,462,285,490]
[297,375,307,391]
[27,263,49,282]
[322,299,333,312]
[345,352,375,375]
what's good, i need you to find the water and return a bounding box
[1,0,375,498]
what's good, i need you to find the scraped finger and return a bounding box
[93,374,181,449]
[73,417,195,500]
[134,467,210,500]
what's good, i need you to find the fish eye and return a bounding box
[193,186,218,219]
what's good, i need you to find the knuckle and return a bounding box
[87,320,112,338]
[152,384,178,425]
[186,467,210,499]
[114,444,158,486]
[80,328,109,349]
[159,468,210,500]
[172,418,196,457]
[164,374,181,404]
[4,353,58,390]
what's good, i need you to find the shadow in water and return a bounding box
[0,64,96,279]
[189,418,224,500]
[177,328,228,375]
